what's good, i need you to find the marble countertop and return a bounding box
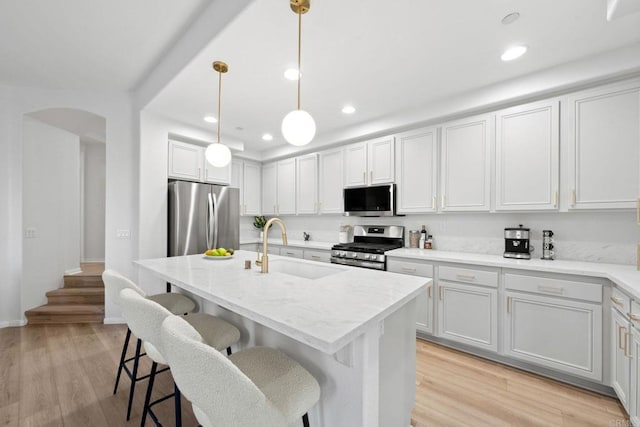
[386,248,640,298]
[240,238,334,250]
[135,250,429,354]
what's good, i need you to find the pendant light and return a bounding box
[281,0,316,147]
[205,61,232,167]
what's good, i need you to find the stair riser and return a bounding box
[64,276,104,288]
[47,295,105,305]
[26,314,103,324]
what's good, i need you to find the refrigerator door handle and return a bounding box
[211,192,219,249]
[206,193,214,250]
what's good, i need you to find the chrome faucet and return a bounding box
[255,217,288,273]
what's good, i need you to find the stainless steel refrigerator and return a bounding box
[168,180,239,256]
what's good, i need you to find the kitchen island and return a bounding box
[135,250,429,427]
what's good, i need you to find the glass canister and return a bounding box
[409,230,420,248]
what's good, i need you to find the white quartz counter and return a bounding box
[240,238,334,251]
[386,248,640,298]
[135,250,429,354]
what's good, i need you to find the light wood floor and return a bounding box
[0,324,627,426]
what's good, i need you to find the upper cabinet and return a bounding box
[296,154,318,214]
[318,148,344,214]
[231,159,261,216]
[567,81,640,210]
[495,99,559,211]
[440,114,492,211]
[276,158,296,215]
[262,162,277,215]
[344,136,395,187]
[395,127,438,213]
[168,140,230,185]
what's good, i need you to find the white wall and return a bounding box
[22,117,81,311]
[82,141,105,262]
[241,210,639,265]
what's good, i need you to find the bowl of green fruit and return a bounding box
[203,247,235,260]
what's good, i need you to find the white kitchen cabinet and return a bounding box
[168,140,230,184]
[567,80,640,209]
[387,258,434,334]
[279,247,304,259]
[276,158,296,215]
[231,158,244,214]
[303,249,331,263]
[296,154,318,214]
[243,161,262,216]
[318,148,344,214]
[503,273,603,381]
[440,114,491,211]
[613,308,632,411]
[630,327,640,425]
[343,136,395,187]
[495,99,559,211]
[437,280,498,351]
[262,162,277,215]
[395,127,438,213]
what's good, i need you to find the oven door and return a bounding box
[330,257,385,270]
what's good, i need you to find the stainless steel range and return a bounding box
[331,225,404,270]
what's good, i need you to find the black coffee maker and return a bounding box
[504,224,532,259]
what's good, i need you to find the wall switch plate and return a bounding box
[116,229,130,239]
[24,227,37,238]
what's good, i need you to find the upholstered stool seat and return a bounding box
[147,292,196,315]
[161,315,321,427]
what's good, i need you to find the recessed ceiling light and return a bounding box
[262,133,273,141]
[341,105,356,114]
[501,12,520,25]
[284,68,301,81]
[501,45,527,61]
[203,116,217,123]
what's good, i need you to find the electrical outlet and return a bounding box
[24,227,37,239]
[116,229,130,239]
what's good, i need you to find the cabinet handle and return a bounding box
[198,168,201,180]
[611,296,624,307]
[286,251,294,255]
[318,201,322,211]
[570,189,576,207]
[363,171,366,183]
[402,267,417,272]
[311,255,321,259]
[553,190,558,208]
[427,286,431,299]
[629,312,640,322]
[456,274,476,281]
[432,196,436,210]
[625,332,632,358]
[439,286,444,301]
[507,296,511,314]
[370,171,373,183]
[537,285,564,295]
[619,325,626,350]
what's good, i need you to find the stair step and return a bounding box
[46,287,104,305]
[64,274,104,288]
[25,304,104,324]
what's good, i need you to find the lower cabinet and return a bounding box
[387,258,434,334]
[437,281,498,352]
[612,307,632,412]
[630,327,640,425]
[279,247,304,259]
[303,249,331,263]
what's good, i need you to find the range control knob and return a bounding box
[363,254,370,260]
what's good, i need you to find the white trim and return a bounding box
[0,320,27,328]
[64,267,82,275]
[103,316,126,325]
[81,258,105,263]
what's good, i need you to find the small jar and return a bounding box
[424,235,433,249]
[409,230,420,248]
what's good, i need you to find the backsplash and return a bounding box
[241,211,639,265]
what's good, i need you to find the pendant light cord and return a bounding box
[217,68,222,144]
[297,8,301,111]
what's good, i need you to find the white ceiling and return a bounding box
[147,0,640,154]
[0,0,210,91]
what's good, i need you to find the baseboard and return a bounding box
[81,258,105,263]
[64,267,82,275]
[103,317,126,325]
[0,320,27,328]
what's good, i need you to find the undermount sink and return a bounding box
[269,259,345,280]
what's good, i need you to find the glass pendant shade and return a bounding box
[281,109,316,146]
[205,143,231,167]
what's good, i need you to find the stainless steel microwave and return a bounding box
[343,184,396,217]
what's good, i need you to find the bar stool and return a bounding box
[161,315,321,427]
[102,269,197,420]
[119,288,241,426]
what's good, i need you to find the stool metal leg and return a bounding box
[113,328,132,394]
[174,383,182,427]
[127,338,143,421]
[141,361,158,427]
[302,413,310,427]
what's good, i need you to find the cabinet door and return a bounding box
[496,99,559,210]
[204,159,231,185]
[396,127,438,213]
[168,140,203,181]
[262,162,277,215]
[344,142,368,187]
[243,162,262,216]
[318,148,344,214]
[440,115,491,211]
[387,259,434,334]
[630,327,640,425]
[279,247,303,258]
[296,154,318,214]
[230,159,244,215]
[503,291,602,381]
[368,136,395,185]
[612,308,631,410]
[276,158,296,215]
[303,249,331,263]
[567,82,640,209]
[437,281,497,351]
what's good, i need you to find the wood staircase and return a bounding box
[25,263,105,324]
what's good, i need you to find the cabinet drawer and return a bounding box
[279,247,304,258]
[611,286,632,316]
[630,300,640,323]
[439,265,498,287]
[303,249,331,263]
[504,273,602,303]
[387,259,434,277]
